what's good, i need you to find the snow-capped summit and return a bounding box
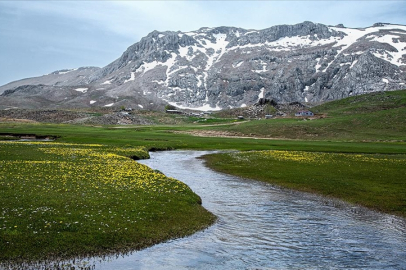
[1,21,406,110]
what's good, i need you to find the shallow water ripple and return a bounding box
[96,150,406,270]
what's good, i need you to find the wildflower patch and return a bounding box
[0,141,214,264]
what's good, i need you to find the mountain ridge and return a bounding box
[1,21,406,110]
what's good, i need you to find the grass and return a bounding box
[198,91,406,217]
[1,122,406,154]
[0,141,215,265]
[208,89,406,141]
[203,150,406,218]
[1,89,406,266]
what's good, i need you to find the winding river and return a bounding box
[94,150,406,270]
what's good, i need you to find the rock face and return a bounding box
[1,21,406,110]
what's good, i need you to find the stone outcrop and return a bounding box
[1,21,406,110]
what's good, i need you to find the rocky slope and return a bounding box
[1,21,406,110]
[0,109,154,125]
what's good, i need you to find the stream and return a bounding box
[94,150,406,270]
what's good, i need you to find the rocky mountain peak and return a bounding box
[1,21,406,110]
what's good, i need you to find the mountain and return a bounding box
[1,21,406,110]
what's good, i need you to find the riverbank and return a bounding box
[203,150,406,218]
[0,141,215,267]
[92,150,406,270]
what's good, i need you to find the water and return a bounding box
[94,150,406,270]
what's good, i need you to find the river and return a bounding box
[93,150,406,270]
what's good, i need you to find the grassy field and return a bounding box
[0,89,406,265]
[1,122,406,154]
[0,141,215,265]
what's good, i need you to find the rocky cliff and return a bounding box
[1,21,405,110]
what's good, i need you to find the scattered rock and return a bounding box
[0,109,153,125]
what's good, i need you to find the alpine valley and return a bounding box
[1,21,406,111]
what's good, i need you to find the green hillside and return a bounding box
[313,89,406,116]
[211,89,406,141]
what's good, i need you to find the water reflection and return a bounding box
[94,150,405,270]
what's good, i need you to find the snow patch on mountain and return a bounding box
[74,88,88,93]
[370,34,406,66]
[101,80,111,85]
[167,101,222,111]
[136,61,161,74]
[124,72,135,83]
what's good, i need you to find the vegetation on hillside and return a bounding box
[207,90,406,141]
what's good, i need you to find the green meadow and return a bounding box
[0,89,406,265]
[0,141,215,264]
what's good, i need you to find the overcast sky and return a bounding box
[1,0,406,86]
